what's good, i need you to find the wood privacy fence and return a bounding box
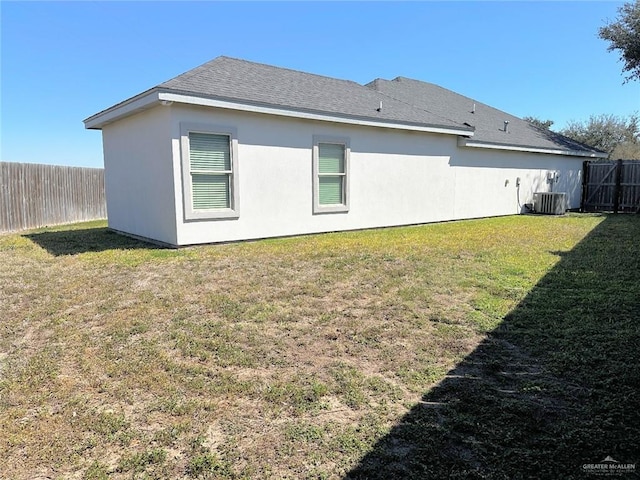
[582,159,640,213]
[0,162,106,233]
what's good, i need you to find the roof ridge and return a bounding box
[389,76,525,123]
[156,57,222,87]
[369,75,605,155]
[217,55,365,86]
[389,77,603,152]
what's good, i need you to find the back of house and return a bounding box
[84,56,605,246]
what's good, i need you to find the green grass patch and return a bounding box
[2,214,637,479]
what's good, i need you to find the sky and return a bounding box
[1,1,639,168]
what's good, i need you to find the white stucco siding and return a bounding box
[450,149,583,219]
[169,106,464,245]
[162,105,584,246]
[350,149,454,227]
[102,106,177,245]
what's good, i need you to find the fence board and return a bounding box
[0,162,107,233]
[582,160,640,213]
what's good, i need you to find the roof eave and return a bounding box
[83,89,164,130]
[457,137,608,159]
[84,89,475,136]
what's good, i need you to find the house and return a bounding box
[84,56,606,247]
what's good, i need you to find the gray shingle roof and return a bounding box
[86,56,606,157]
[367,77,604,154]
[157,56,469,131]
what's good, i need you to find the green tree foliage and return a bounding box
[523,116,554,130]
[599,1,640,82]
[611,139,640,160]
[560,113,640,159]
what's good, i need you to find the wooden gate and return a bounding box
[582,160,640,213]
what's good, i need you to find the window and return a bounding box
[313,136,350,213]
[181,123,239,220]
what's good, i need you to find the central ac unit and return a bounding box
[533,192,567,215]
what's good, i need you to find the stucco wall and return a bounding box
[102,106,177,245]
[450,148,583,219]
[158,105,584,246]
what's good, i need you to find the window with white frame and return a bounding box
[181,123,239,220]
[313,136,349,213]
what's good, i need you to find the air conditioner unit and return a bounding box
[533,192,567,215]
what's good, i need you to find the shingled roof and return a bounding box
[159,57,469,132]
[367,76,605,156]
[85,56,473,135]
[84,56,606,157]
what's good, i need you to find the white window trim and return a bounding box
[180,122,239,221]
[313,135,350,214]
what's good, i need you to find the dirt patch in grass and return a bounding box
[2,214,636,479]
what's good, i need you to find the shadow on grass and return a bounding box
[24,227,158,256]
[347,215,640,480]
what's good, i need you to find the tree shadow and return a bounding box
[346,215,640,479]
[24,227,159,256]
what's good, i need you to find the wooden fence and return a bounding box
[0,162,106,233]
[582,159,640,213]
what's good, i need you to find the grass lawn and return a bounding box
[0,214,638,479]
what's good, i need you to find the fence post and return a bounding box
[613,159,623,214]
[581,160,589,213]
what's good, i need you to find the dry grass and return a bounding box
[0,214,618,479]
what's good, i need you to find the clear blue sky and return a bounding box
[2,1,639,168]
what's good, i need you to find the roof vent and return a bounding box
[471,103,476,114]
[504,120,510,133]
[376,101,382,112]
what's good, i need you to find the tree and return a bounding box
[523,116,554,130]
[599,1,640,82]
[611,140,640,159]
[560,113,640,159]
